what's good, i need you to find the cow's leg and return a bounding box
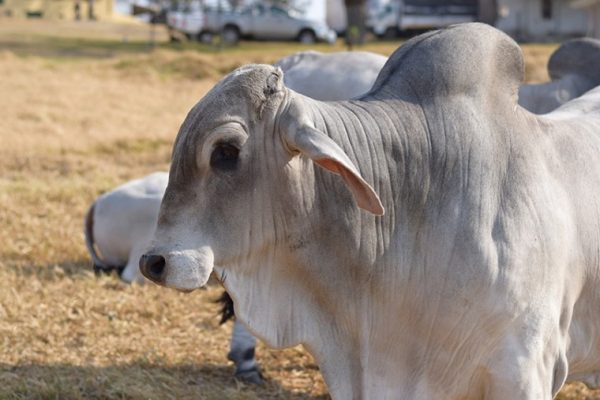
[121,243,148,284]
[120,259,141,283]
[228,319,263,384]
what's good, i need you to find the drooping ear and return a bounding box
[286,124,384,216]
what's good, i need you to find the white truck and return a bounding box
[166,1,205,41]
[201,4,337,44]
[167,3,336,44]
[369,0,477,38]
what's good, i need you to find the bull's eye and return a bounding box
[210,143,239,171]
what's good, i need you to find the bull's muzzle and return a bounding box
[139,254,166,284]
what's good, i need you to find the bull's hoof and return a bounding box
[234,367,265,385]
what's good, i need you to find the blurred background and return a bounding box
[1,0,599,44]
[1,1,599,399]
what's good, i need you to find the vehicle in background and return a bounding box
[165,2,205,41]
[368,0,477,38]
[171,4,336,44]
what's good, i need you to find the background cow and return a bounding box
[85,172,167,283]
[275,50,387,101]
[518,37,600,113]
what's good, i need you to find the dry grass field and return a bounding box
[0,19,596,399]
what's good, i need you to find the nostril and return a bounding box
[149,255,165,277]
[140,254,166,282]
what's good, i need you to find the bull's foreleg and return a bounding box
[228,319,263,384]
[484,333,568,400]
[217,291,263,384]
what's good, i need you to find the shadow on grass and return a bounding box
[0,362,329,400]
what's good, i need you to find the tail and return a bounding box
[216,290,235,324]
[84,202,114,274]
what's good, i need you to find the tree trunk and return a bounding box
[344,0,367,49]
[88,0,95,20]
[478,0,498,26]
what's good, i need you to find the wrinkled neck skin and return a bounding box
[217,88,598,398]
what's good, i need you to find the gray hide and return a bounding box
[142,23,600,399]
[519,37,600,114]
[275,51,387,100]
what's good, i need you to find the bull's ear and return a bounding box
[287,124,384,216]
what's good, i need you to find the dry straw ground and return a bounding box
[0,19,595,399]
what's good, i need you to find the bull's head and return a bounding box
[140,64,383,291]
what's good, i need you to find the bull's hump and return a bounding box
[370,23,524,105]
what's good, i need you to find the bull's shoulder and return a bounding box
[369,23,523,106]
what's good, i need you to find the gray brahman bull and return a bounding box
[519,37,600,114]
[140,23,600,399]
[84,50,387,385]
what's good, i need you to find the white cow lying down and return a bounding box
[519,37,600,114]
[141,23,600,399]
[84,50,387,384]
[85,172,167,283]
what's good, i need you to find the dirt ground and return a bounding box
[0,19,596,399]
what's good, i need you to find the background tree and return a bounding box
[477,0,498,25]
[345,0,367,49]
[88,0,95,20]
